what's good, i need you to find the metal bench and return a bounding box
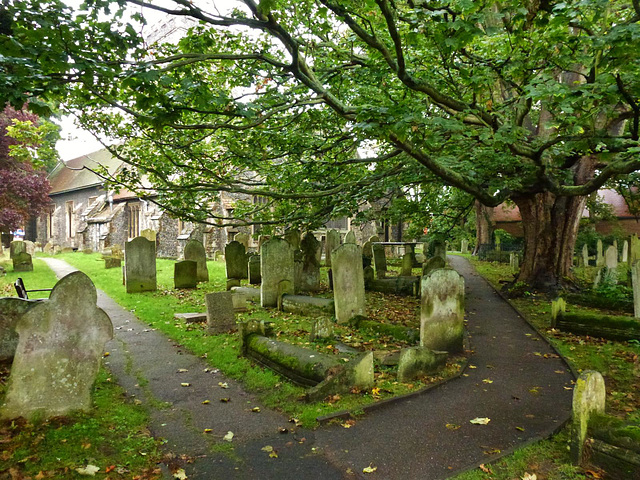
[14,277,53,300]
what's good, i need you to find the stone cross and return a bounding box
[0,272,113,420]
[420,269,465,353]
[332,243,366,324]
[184,239,209,283]
[124,236,157,293]
[225,241,247,280]
[174,260,197,289]
[324,229,341,267]
[260,238,294,307]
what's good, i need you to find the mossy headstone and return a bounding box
[571,370,606,464]
[174,260,197,289]
[104,257,121,269]
[373,243,387,279]
[325,229,340,267]
[9,241,25,259]
[184,239,209,283]
[401,253,413,276]
[205,292,236,334]
[461,239,469,254]
[344,230,356,244]
[12,252,33,272]
[225,241,247,280]
[235,232,250,249]
[0,272,113,420]
[397,347,447,383]
[332,243,366,324]
[422,256,446,277]
[260,238,294,307]
[248,254,261,285]
[623,240,629,263]
[582,244,589,267]
[300,233,320,292]
[596,239,604,267]
[124,236,157,293]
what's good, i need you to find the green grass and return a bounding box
[0,255,59,299]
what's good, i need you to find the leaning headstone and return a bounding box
[9,241,25,259]
[260,238,294,307]
[401,253,413,276]
[582,244,589,267]
[571,371,606,464]
[433,240,446,261]
[12,252,33,272]
[300,233,320,292]
[397,347,447,383]
[184,239,209,283]
[124,236,157,293]
[174,260,197,289]
[622,240,629,263]
[140,229,157,242]
[284,229,301,250]
[362,241,373,259]
[422,256,446,277]
[205,292,236,334]
[373,243,387,279]
[631,261,640,318]
[248,254,261,285]
[460,239,469,254]
[325,229,341,267]
[596,239,604,267]
[420,269,465,353]
[0,272,113,420]
[344,230,357,244]
[225,241,247,280]
[332,243,366,324]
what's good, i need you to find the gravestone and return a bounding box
[369,235,380,244]
[422,256,446,277]
[235,232,250,249]
[362,241,373,259]
[12,252,33,272]
[510,252,519,274]
[397,347,447,383]
[495,235,501,252]
[401,253,413,276]
[205,292,236,334]
[124,236,157,293]
[300,233,320,292]
[225,241,247,280]
[571,371,606,463]
[260,238,294,307]
[110,244,124,259]
[248,254,261,285]
[632,261,640,318]
[293,249,304,294]
[420,269,465,353]
[332,243,366,324]
[310,317,334,341]
[630,235,640,265]
[596,239,604,267]
[0,272,112,420]
[582,244,589,267]
[140,229,157,242]
[433,240,446,261]
[622,240,629,263]
[9,241,25,259]
[325,229,341,267]
[284,229,301,250]
[23,241,35,256]
[104,257,121,269]
[174,260,198,289]
[373,243,387,279]
[184,239,209,283]
[344,230,356,244]
[0,298,41,362]
[460,239,469,254]
[605,245,618,269]
[258,235,271,250]
[363,265,375,288]
[43,242,53,254]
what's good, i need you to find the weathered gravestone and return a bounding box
[362,241,373,259]
[225,241,247,281]
[582,244,589,267]
[623,240,629,263]
[0,272,113,420]
[510,252,519,274]
[571,371,606,463]
[184,239,209,283]
[631,235,640,266]
[372,243,387,279]
[43,242,53,254]
[124,236,157,293]
[596,239,604,267]
[422,256,446,277]
[325,229,341,267]
[12,252,33,272]
[460,239,469,254]
[23,241,35,256]
[260,238,294,308]
[604,245,618,284]
[632,261,640,318]
[344,230,356,244]
[401,253,413,276]
[420,269,465,353]
[205,292,236,333]
[0,298,41,362]
[284,229,301,250]
[397,347,447,383]
[248,254,261,285]
[433,240,447,261]
[104,257,121,269]
[140,229,157,242]
[332,243,366,324]
[174,260,197,289]
[235,232,250,249]
[300,233,321,292]
[9,241,25,259]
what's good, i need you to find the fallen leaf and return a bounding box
[482,379,493,384]
[181,383,191,387]
[103,352,110,357]
[484,448,501,455]
[177,369,188,373]
[218,382,229,389]
[261,445,274,452]
[516,426,525,431]
[76,465,100,476]
[342,420,356,429]
[445,423,461,430]
[203,429,212,434]
[469,365,477,369]
[105,465,116,474]
[202,400,210,404]
[554,370,565,374]
[470,417,491,425]
[269,451,278,458]
[223,431,234,442]
[479,464,493,474]
[363,464,377,473]
[522,474,537,480]
[251,407,261,413]
[173,468,188,480]
[220,398,230,403]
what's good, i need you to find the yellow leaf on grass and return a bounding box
[76,465,100,476]
[470,417,491,425]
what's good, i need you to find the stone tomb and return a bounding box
[420,269,465,353]
[332,243,366,324]
[124,236,157,293]
[260,238,294,308]
[0,271,113,420]
[12,252,33,272]
[205,291,236,334]
[184,239,209,283]
[225,241,247,281]
[174,260,198,289]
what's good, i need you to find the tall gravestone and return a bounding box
[174,260,197,289]
[205,292,236,334]
[344,230,356,244]
[571,371,606,464]
[582,244,589,267]
[596,239,604,267]
[433,240,447,261]
[12,252,33,272]
[622,240,629,263]
[510,252,519,274]
[260,238,294,307]
[9,241,25,259]
[248,254,261,285]
[362,241,373,259]
[235,232,250,249]
[0,272,113,420]
[332,243,366,324]
[225,241,247,280]
[420,269,465,353]
[401,253,413,276]
[300,233,321,292]
[124,236,157,293]
[284,229,301,250]
[632,261,640,318]
[325,229,341,267]
[372,243,387,279]
[460,239,469,254]
[184,239,209,283]
[605,245,618,269]
[140,229,157,242]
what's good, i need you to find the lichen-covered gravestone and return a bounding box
[225,241,247,280]
[433,240,447,261]
[124,236,157,293]
[205,292,236,334]
[0,271,113,420]
[174,260,197,289]
[325,229,341,267]
[184,239,209,283]
[632,261,640,318]
[12,252,33,272]
[596,239,604,266]
[422,256,446,277]
[248,254,261,285]
[344,230,356,244]
[284,229,301,250]
[420,269,465,353]
[332,243,366,324]
[373,243,387,279]
[260,238,294,307]
[461,239,469,254]
[9,241,25,259]
[300,233,321,292]
[604,245,618,284]
[582,244,589,267]
[401,253,413,276]
[571,371,606,463]
[235,232,250,249]
[0,298,41,362]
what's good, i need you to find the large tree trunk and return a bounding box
[513,192,587,290]
[473,200,494,255]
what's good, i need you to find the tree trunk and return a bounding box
[473,200,494,255]
[513,192,587,290]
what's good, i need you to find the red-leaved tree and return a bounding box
[0,106,52,232]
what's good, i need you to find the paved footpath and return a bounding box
[42,256,574,480]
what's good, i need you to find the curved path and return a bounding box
[42,256,574,479]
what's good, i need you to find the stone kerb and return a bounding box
[174,260,198,289]
[0,272,113,420]
[420,269,465,353]
[571,371,606,463]
[184,239,209,283]
[225,241,247,280]
[124,236,157,293]
[260,238,294,308]
[332,243,366,324]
